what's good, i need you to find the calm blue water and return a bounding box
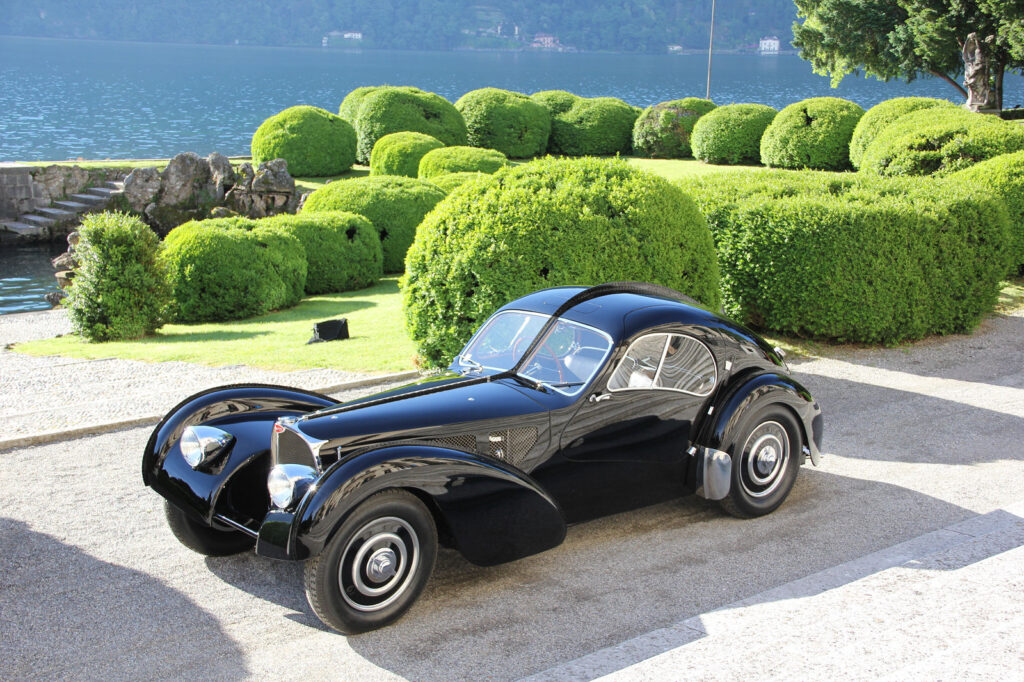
[0,241,64,314]
[2,36,1020,161]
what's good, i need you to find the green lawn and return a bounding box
[18,278,417,373]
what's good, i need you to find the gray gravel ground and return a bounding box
[1,308,1022,680]
[0,310,413,441]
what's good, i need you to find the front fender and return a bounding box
[698,371,823,466]
[143,384,338,525]
[289,445,566,566]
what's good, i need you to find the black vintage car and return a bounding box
[144,282,823,634]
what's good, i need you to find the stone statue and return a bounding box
[962,33,991,112]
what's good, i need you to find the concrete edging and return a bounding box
[0,369,421,451]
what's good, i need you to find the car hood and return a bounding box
[294,372,553,448]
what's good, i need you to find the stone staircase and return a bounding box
[1,180,124,240]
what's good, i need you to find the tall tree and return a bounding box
[792,0,1024,110]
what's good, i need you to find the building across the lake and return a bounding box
[322,30,363,47]
[759,36,780,54]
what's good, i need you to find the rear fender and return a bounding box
[293,445,566,566]
[695,372,822,470]
[143,384,338,525]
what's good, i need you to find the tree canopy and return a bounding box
[793,0,1024,109]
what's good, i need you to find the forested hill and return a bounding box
[1,1,797,52]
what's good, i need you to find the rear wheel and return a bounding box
[719,406,802,519]
[304,490,437,634]
[163,500,255,556]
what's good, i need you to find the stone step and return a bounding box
[104,180,125,190]
[20,214,55,227]
[69,193,107,206]
[35,207,77,221]
[85,186,119,199]
[53,200,90,213]
[0,221,46,237]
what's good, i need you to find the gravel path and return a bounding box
[0,309,416,442]
[0,308,1022,679]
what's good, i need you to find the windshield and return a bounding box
[458,310,613,395]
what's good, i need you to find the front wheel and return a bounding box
[304,490,437,634]
[163,500,255,556]
[719,406,802,519]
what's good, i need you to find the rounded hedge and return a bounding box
[369,131,445,177]
[65,211,169,342]
[455,88,551,158]
[549,97,639,156]
[418,146,510,178]
[530,90,581,116]
[401,157,721,367]
[759,97,865,170]
[262,211,383,294]
[162,217,307,322]
[339,86,383,124]
[351,86,467,165]
[849,97,954,169]
[859,107,1024,176]
[301,175,446,273]
[428,171,492,194]
[251,105,357,177]
[948,151,1024,274]
[691,103,777,165]
[632,98,717,159]
[677,170,1011,343]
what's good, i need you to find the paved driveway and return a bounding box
[2,310,1022,680]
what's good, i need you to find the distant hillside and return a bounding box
[1,1,797,52]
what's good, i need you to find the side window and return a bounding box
[658,334,717,395]
[608,333,716,395]
[608,334,668,390]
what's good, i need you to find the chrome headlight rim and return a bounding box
[180,425,234,469]
[268,464,317,510]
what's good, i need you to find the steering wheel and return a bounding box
[539,342,567,383]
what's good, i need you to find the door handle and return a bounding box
[589,393,611,403]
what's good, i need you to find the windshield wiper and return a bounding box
[544,381,584,388]
[456,355,483,374]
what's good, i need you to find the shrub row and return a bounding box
[548,96,638,156]
[677,170,1011,343]
[848,97,953,169]
[692,103,777,164]
[401,157,721,368]
[632,98,716,158]
[947,150,1024,274]
[251,105,357,177]
[417,145,510,177]
[760,97,865,171]
[369,131,445,177]
[456,88,551,158]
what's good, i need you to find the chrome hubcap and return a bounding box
[740,421,789,498]
[339,517,419,612]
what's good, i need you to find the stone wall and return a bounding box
[0,163,41,219]
[0,163,132,220]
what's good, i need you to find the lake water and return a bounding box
[2,37,1022,315]
[3,36,1021,161]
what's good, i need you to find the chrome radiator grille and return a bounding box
[274,427,317,468]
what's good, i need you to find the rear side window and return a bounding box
[608,333,716,396]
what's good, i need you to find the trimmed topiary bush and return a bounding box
[530,90,581,116]
[301,175,446,273]
[417,146,510,178]
[401,157,721,367]
[947,150,1024,274]
[849,97,954,169]
[162,217,307,322]
[251,105,356,177]
[692,103,777,165]
[759,97,865,170]
[455,88,551,158]
[632,98,717,158]
[428,171,492,193]
[65,211,169,341]
[859,107,1024,176]
[549,97,639,156]
[677,170,1011,343]
[370,131,445,177]
[351,86,468,165]
[339,86,383,124]
[262,211,383,293]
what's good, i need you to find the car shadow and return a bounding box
[204,469,983,681]
[0,517,250,680]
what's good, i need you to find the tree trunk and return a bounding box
[993,61,1005,112]
[931,69,969,101]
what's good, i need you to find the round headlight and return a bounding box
[268,464,316,510]
[179,425,233,469]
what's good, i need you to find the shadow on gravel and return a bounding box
[0,517,250,679]
[201,468,978,681]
